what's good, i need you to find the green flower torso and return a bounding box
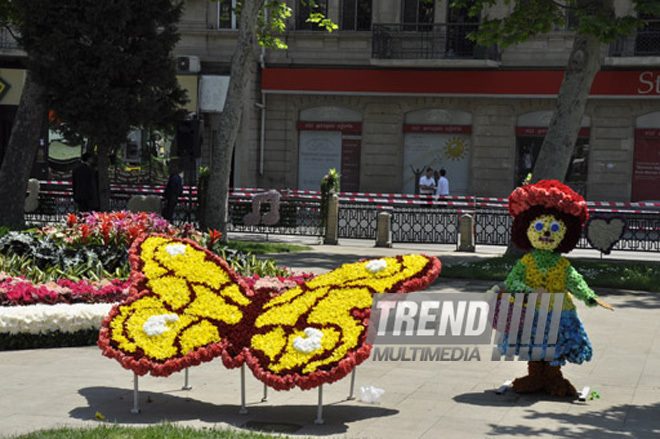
[505,249,598,311]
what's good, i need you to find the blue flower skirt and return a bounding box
[498,309,592,366]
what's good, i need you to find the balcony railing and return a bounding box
[609,19,660,57]
[0,27,21,50]
[372,23,499,61]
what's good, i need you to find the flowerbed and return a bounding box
[0,270,312,351]
[0,303,114,334]
[0,302,115,350]
[0,273,130,306]
[0,212,314,351]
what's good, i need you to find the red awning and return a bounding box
[262,68,660,99]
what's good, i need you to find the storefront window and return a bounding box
[297,106,362,191]
[402,0,434,31]
[515,135,589,197]
[341,0,372,31]
[217,0,237,30]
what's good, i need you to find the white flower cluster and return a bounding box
[366,259,388,274]
[293,327,324,353]
[0,303,113,334]
[142,314,179,336]
[165,244,187,257]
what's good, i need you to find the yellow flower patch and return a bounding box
[262,327,341,374]
[188,284,244,324]
[151,242,230,289]
[148,276,190,310]
[109,295,199,360]
[179,320,222,355]
[251,327,287,360]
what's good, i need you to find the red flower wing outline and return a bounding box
[242,255,442,390]
[98,234,254,377]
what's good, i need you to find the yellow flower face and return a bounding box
[526,214,566,251]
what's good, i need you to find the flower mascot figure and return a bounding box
[503,180,613,397]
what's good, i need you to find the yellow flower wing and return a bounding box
[245,254,441,390]
[99,234,253,376]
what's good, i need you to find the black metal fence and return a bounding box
[227,190,321,236]
[609,19,660,57]
[372,23,499,61]
[24,182,660,253]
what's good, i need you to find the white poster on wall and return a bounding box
[199,75,230,113]
[403,131,472,196]
[298,130,342,191]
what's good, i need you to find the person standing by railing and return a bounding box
[162,164,183,221]
[72,152,99,212]
[436,168,449,196]
[419,167,436,195]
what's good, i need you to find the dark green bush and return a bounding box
[0,329,99,351]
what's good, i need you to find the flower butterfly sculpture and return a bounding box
[98,234,441,390]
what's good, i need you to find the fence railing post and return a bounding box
[457,213,475,252]
[375,210,392,248]
[324,194,339,245]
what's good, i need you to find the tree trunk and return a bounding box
[97,143,111,211]
[203,0,264,239]
[531,32,602,183]
[0,71,45,228]
[504,31,603,258]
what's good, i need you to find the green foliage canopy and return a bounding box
[452,0,660,48]
[13,0,188,147]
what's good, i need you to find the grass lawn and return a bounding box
[48,140,82,161]
[224,240,311,254]
[441,256,660,292]
[7,424,284,439]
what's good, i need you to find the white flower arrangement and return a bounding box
[293,327,324,353]
[142,314,179,336]
[0,303,113,335]
[366,259,388,274]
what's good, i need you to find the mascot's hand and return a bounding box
[594,297,614,311]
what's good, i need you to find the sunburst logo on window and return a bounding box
[0,77,10,101]
[444,136,468,161]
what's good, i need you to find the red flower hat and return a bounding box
[508,180,588,224]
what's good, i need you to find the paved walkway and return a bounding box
[1,238,659,439]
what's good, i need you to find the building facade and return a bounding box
[175,0,660,201]
[0,1,658,201]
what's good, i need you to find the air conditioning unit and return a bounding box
[176,55,201,73]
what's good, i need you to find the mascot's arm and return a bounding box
[565,265,599,307]
[505,259,534,294]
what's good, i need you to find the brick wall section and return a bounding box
[465,103,516,197]
[589,104,635,201]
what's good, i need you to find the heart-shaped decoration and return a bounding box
[585,216,626,255]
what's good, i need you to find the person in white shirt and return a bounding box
[436,168,449,196]
[419,168,436,195]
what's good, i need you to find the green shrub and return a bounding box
[0,329,99,351]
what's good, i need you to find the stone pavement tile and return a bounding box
[630,388,660,406]
[489,413,628,439]
[439,386,515,424]
[421,415,496,439]
[586,354,646,387]
[650,331,660,354]
[355,394,455,439]
[622,390,660,439]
